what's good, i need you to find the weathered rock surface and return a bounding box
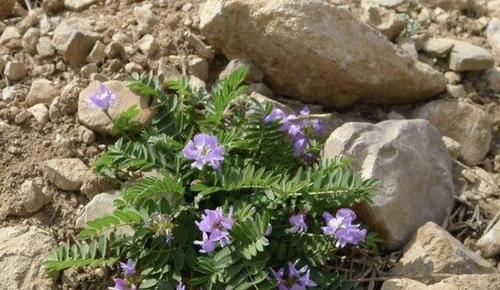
[391,222,496,283]
[414,100,492,165]
[460,167,500,218]
[322,120,454,249]
[382,275,500,289]
[4,61,27,81]
[18,180,49,214]
[199,0,446,108]
[477,219,500,258]
[64,0,100,11]
[75,191,119,228]
[43,158,89,191]
[28,104,50,124]
[26,79,60,106]
[448,40,494,71]
[0,226,56,290]
[52,18,100,66]
[422,38,454,58]
[78,80,155,134]
[381,278,427,290]
[362,6,406,40]
[486,18,500,57]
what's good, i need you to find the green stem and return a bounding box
[103,109,133,140]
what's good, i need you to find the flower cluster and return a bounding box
[109,259,137,290]
[195,207,234,253]
[265,107,324,157]
[271,260,316,290]
[321,208,367,248]
[88,84,117,110]
[288,209,366,248]
[183,133,225,170]
[144,213,175,244]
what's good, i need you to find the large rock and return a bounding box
[0,226,56,290]
[0,0,15,19]
[52,18,100,66]
[322,120,454,249]
[78,81,155,135]
[448,40,494,72]
[477,219,500,258]
[382,275,500,289]
[26,79,60,106]
[391,222,496,283]
[199,0,446,108]
[414,100,492,165]
[43,158,89,191]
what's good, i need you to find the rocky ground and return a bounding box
[1,0,500,289]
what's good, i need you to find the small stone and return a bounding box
[86,41,106,63]
[42,0,65,14]
[449,40,495,72]
[477,219,500,258]
[2,86,19,102]
[43,158,89,191]
[80,63,98,79]
[105,41,127,60]
[77,126,96,144]
[22,28,40,54]
[75,191,119,228]
[219,59,264,84]
[446,84,467,99]
[420,0,470,10]
[157,58,182,83]
[48,97,62,122]
[64,0,99,11]
[0,26,21,46]
[26,79,60,106]
[134,4,159,34]
[4,61,26,81]
[137,34,158,57]
[362,6,406,40]
[124,62,143,74]
[399,39,418,60]
[441,136,461,159]
[19,180,48,214]
[391,222,496,283]
[107,59,122,72]
[444,71,461,84]
[188,56,209,82]
[36,37,56,57]
[380,278,427,290]
[184,31,215,59]
[422,38,454,58]
[52,18,100,66]
[28,104,49,124]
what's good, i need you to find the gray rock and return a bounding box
[26,79,60,106]
[448,40,494,72]
[414,100,492,165]
[219,59,264,84]
[78,81,155,134]
[322,119,454,249]
[4,61,27,81]
[422,38,454,58]
[64,0,100,11]
[43,158,89,191]
[446,84,467,99]
[391,222,496,283]
[477,220,500,258]
[137,34,158,57]
[22,28,40,55]
[199,0,446,108]
[52,18,100,66]
[36,37,56,57]
[75,191,119,228]
[184,31,215,59]
[19,180,49,214]
[28,104,49,124]
[124,62,143,74]
[0,226,56,290]
[86,41,106,63]
[188,56,209,82]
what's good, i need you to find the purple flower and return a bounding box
[108,278,136,290]
[322,208,367,248]
[176,281,186,290]
[119,259,136,276]
[264,108,287,123]
[288,213,308,233]
[271,260,316,290]
[88,84,116,110]
[195,207,233,253]
[183,134,225,170]
[292,135,309,157]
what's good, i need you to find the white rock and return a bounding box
[43,158,89,191]
[28,104,49,124]
[188,56,209,82]
[22,28,40,54]
[0,26,21,45]
[86,41,106,63]
[414,100,492,165]
[449,40,494,72]
[26,79,60,106]
[137,34,158,57]
[477,220,500,258]
[322,120,454,249]
[75,191,126,233]
[219,59,264,84]
[64,0,99,11]
[36,37,56,57]
[422,38,454,58]
[52,18,100,66]
[391,222,496,283]
[78,81,155,134]
[19,180,48,214]
[199,0,446,108]
[362,6,406,40]
[0,226,56,290]
[4,61,27,81]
